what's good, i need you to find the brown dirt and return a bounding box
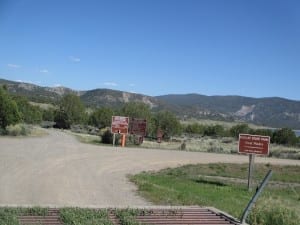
[0,129,299,207]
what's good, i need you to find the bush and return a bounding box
[0,87,21,129]
[180,141,186,150]
[101,129,120,145]
[272,128,298,146]
[6,124,30,136]
[54,110,71,129]
[230,123,251,138]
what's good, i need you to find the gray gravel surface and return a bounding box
[0,129,299,207]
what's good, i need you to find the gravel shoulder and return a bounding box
[0,129,299,207]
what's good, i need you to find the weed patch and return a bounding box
[60,208,113,225]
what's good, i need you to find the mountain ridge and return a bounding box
[1,78,300,129]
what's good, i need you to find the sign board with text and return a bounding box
[239,134,270,155]
[157,129,163,143]
[111,116,129,134]
[129,118,147,136]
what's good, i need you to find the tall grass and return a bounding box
[249,199,299,225]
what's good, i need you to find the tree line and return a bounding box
[1,86,299,147]
[0,87,181,139]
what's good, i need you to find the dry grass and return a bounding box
[142,136,300,159]
[181,118,268,129]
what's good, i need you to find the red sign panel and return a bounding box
[239,134,270,155]
[157,129,163,143]
[129,118,147,136]
[111,116,129,134]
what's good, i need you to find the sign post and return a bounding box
[238,134,270,191]
[111,116,129,147]
[247,154,255,191]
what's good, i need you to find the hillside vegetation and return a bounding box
[1,78,300,129]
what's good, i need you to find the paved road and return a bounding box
[0,129,299,207]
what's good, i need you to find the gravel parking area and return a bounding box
[0,129,299,207]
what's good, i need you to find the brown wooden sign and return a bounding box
[157,129,163,143]
[239,134,270,155]
[111,116,129,134]
[129,118,147,136]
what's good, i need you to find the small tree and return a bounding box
[230,123,251,139]
[272,128,298,146]
[152,110,182,140]
[184,123,205,135]
[121,102,153,133]
[88,107,114,128]
[42,108,55,121]
[54,94,86,128]
[13,95,42,124]
[0,87,21,130]
[54,110,71,129]
[204,125,225,137]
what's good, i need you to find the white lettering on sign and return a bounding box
[239,134,270,155]
[111,116,129,134]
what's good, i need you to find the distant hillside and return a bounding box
[0,78,77,103]
[156,94,300,129]
[0,78,160,109]
[80,88,160,108]
[1,78,300,129]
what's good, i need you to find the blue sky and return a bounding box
[0,0,299,100]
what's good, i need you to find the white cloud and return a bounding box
[104,82,118,87]
[39,69,49,73]
[53,84,62,87]
[8,64,21,68]
[69,56,80,62]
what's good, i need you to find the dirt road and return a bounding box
[0,129,299,207]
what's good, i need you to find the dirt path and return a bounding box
[0,129,299,207]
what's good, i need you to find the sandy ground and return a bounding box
[0,129,299,208]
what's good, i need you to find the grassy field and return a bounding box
[141,136,300,160]
[130,163,300,225]
[70,129,300,160]
[181,118,268,129]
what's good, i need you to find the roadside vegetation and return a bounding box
[1,85,299,225]
[60,208,113,225]
[1,85,300,159]
[130,163,300,225]
[0,207,48,224]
